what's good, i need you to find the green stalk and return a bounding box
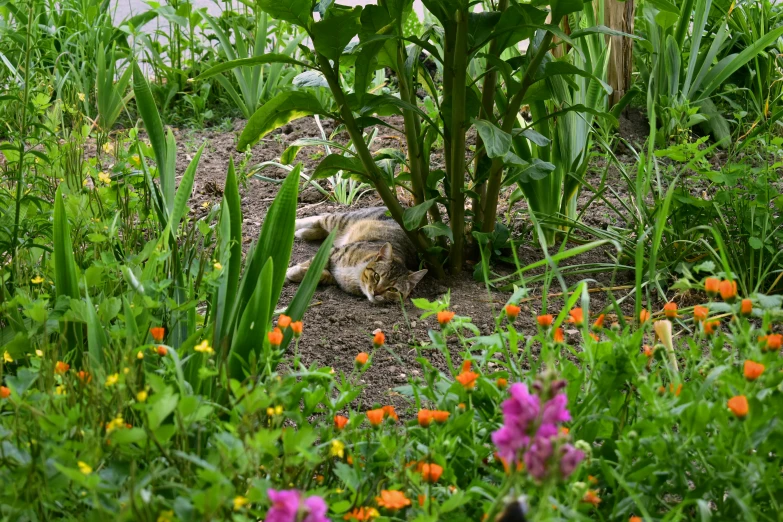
[448,9,469,274]
[316,54,445,279]
[11,0,35,277]
[397,49,426,209]
[480,31,555,234]
[473,0,508,229]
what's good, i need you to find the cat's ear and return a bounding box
[376,242,393,261]
[408,269,427,287]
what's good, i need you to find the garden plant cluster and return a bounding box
[1,0,783,521]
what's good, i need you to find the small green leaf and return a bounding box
[473,119,512,159]
[402,199,437,230]
[238,92,328,150]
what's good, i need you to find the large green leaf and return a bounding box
[169,143,204,234]
[229,258,274,380]
[403,199,438,230]
[228,165,300,342]
[238,92,328,150]
[282,230,337,348]
[132,63,172,208]
[53,184,82,357]
[219,159,243,348]
[312,154,368,180]
[257,0,312,28]
[311,7,362,61]
[697,26,783,99]
[473,119,512,159]
[196,54,313,81]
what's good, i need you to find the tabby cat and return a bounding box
[285,207,427,303]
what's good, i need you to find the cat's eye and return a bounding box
[373,273,380,283]
[389,287,398,294]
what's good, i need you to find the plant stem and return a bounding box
[472,0,508,230]
[448,9,469,274]
[316,54,445,279]
[481,31,555,234]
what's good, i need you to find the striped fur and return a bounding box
[286,207,427,303]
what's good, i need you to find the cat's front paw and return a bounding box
[286,265,306,283]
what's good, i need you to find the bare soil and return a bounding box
[166,112,648,409]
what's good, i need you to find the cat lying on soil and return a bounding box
[286,207,427,303]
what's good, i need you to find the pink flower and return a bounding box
[559,444,585,479]
[523,436,553,480]
[266,489,329,522]
[491,383,540,463]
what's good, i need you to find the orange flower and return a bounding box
[437,310,455,326]
[719,280,737,302]
[376,490,411,511]
[581,490,601,506]
[366,409,384,426]
[505,304,520,320]
[157,345,167,356]
[560,426,570,436]
[703,320,720,336]
[740,299,752,317]
[537,314,554,328]
[381,405,398,422]
[657,386,666,395]
[456,371,479,390]
[344,507,379,520]
[418,494,427,507]
[355,352,369,366]
[643,345,653,358]
[639,309,651,324]
[55,361,70,374]
[291,321,303,337]
[76,370,92,384]
[0,386,9,399]
[693,305,709,322]
[592,314,605,331]
[668,383,682,396]
[589,333,599,342]
[150,327,165,343]
[553,327,564,344]
[760,333,782,351]
[432,410,450,423]
[334,415,349,430]
[417,409,433,427]
[567,308,584,327]
[267,327,283,346]
[629,517,643,522]
[420,462,443,483]
[457,403,466,411]
[743,360,765,381]
[461,360,472,372]
[496,377,508,390]
[373,330,385,347]
[277,314,292,329]
[663,302,677,319]
[727,395,749,418]
[704,277,720,297]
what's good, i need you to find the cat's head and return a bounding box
[360,243,427,304]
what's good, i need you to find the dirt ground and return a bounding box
[170,111,649,409]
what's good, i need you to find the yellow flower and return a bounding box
[233,496,249,511]
[77,92,85,101]
[137,351,144,360]
[55,385,66,395]
[130,155,141,167]
[266,407,275,416]
[102,143,111,154]
[213,262,222,270]
[97,171,111,184]
[35,349,43,357]
[106,415,124,434]
[194,340,213,354]
[136,390,148,402]
[330,439,345,458]
[157,511,175,522]
[275,405,283,415]
[123,367,130,374]
[3,351,13,363]
[201,201,210,208]
[78,461,92,474]
[31,276,44,285]
[105,373,119,387]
